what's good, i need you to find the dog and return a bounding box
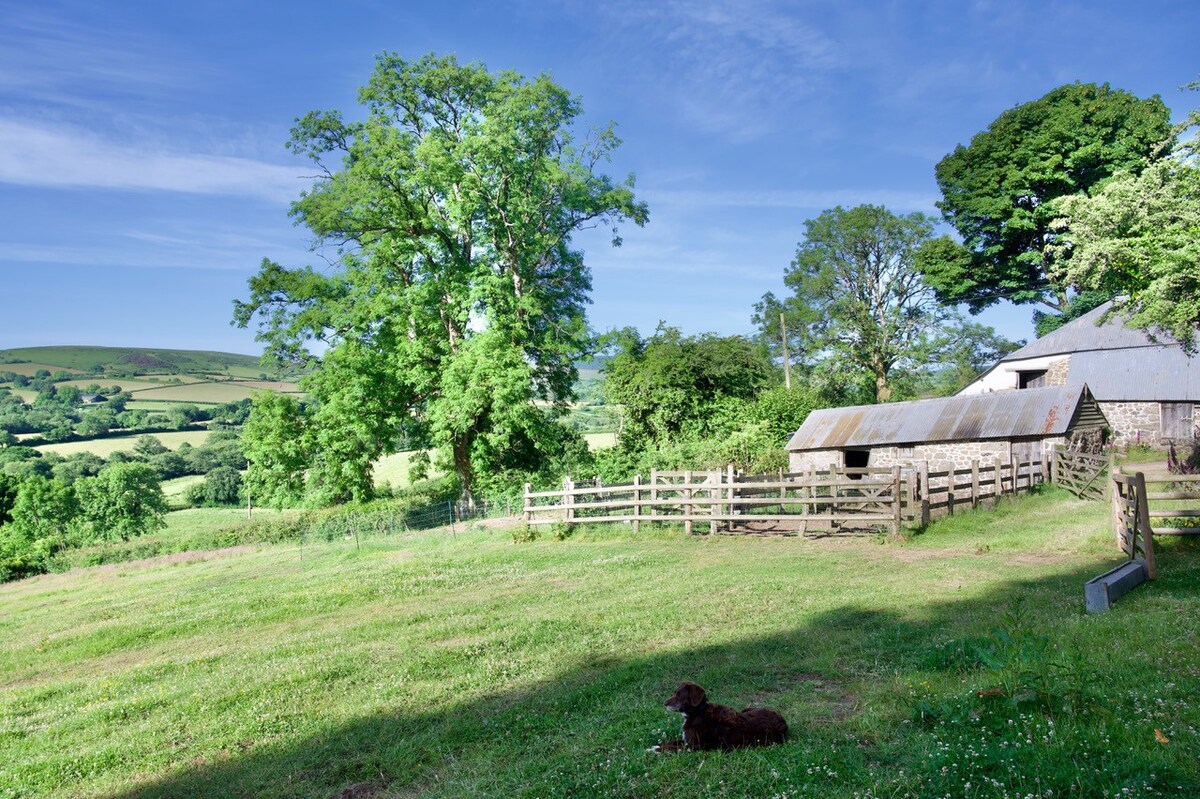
[660,681,788,751]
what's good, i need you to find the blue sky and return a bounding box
[1,0,1196,355]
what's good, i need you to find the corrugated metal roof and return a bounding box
[971,301,1200,401]
[787,385,1101,451]
[1068,348,1200,401]
[999,301,1179,361]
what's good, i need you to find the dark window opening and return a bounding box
[845,449,869,479]
[1018,370,1047,389]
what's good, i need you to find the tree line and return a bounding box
[235,53,1199,509]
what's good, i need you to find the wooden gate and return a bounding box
[1110,471,1157,578]
[1054,446,1111,500]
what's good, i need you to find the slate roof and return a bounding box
[977,301,1200,401]
[787,385,1100,451]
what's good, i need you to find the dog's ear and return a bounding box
[684,682,706,706]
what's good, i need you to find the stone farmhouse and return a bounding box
[958,302,1199,445]
[786,384,1107,472]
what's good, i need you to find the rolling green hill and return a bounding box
[0,346,271,378]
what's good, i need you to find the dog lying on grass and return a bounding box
[656,681,788,751]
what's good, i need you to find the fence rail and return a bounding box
[525,458,1047,536]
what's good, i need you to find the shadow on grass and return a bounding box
[102,549,1200,799]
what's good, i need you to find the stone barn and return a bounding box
[786,384,1107,472]
[959,301,1199,445]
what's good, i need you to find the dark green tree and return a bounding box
[241,392,311,509]
[76,463,168,541]
[919,82,1171,318]
[603,327,771,452]
[234,53,646,506]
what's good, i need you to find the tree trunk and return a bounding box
[874,366,892,403]
[452,434,475,511]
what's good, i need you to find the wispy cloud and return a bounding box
[583,0,843,141]
[0,9,202,106]
[0,119,306,202]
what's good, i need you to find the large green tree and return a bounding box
[76,463,168,541]
[234,54,647,505]
[771,205,950,403]
[919,82,1172,317]
[1051,111,1200,349]
[241,392,311,509]
[603,327,771,452]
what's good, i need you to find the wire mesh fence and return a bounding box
[296,497,513,549]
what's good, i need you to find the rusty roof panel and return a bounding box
[786,385,1103,451]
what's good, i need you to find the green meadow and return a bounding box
[33,429,215,458]
[2,489,1197,799]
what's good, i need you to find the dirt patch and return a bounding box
[748,672,857,723]
[329,781,390,799]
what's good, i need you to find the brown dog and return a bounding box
[663,681,788,750]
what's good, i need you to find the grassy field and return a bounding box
[2,489,1198,798]
[125,381,301,404]
[34,429,214,458]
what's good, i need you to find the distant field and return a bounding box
[34,429,213,457]
[129,381,302,404]
[584,431,616,449]
[53,376,208,392]
[373,450,433,487]
[0,362,83,377]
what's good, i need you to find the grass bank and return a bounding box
[1,490,1198,798]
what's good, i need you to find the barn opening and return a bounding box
[844,449,869,478]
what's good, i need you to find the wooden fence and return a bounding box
[1053,446,1112,500]
[524,457,1047,536]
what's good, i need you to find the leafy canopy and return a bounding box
[776,205,950,403]
[234,53,646,504]
[919,82,1171,315]
[602,327,771,453]
[1051,108,1200,350]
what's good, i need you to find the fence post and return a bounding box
[565,476,574,525]
[992,457,1002,504]
[891,465,902,537]
[710,471,720,535]
[919,460,930,526]
[947,462,955,515]
[633,474,641,534]
[727,463,736,531]
[651,469,659,522]
[829,462,839,532]
[523,482,532,523]
[904,465,915,522]
[1134,472,1158,579]
[1041,450,1051,487]
[684,470,693,535]
[1110,468,1122,548]
[971,459,980,509]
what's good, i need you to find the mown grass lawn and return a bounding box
[1,490,1198,799]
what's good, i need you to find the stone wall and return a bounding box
[788,437,1063,474]
[1044,356,1070,386]
[1100,401,1161,446]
